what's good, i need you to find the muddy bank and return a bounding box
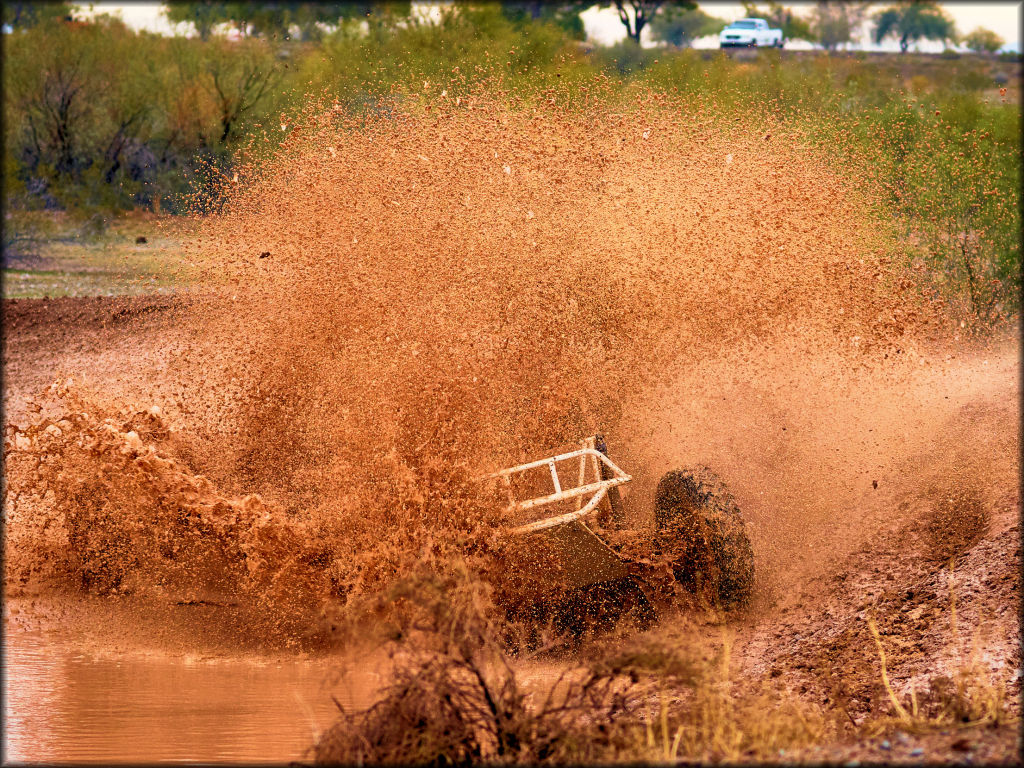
[3,295,185,336]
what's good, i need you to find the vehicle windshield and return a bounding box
[729,20,758,29]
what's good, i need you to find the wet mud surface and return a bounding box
[4,295,1018,763]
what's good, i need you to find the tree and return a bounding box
[649,6,725,47]
[2,2,73,29]
[742,1,815,42]
[594,1,695,46]
[166,2,413,41]
[290,3,334,41]
[221,1,257,37]
[200,40,282,144]
[963,27,1004,54]
[811,1,868,52]
[873,2,956,53]
[498,1,588,40]
[4,17,158,188]
[164,2,228,41]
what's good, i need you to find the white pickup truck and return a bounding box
[719,18,784,48]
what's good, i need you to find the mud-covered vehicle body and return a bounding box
[482,436,755,633]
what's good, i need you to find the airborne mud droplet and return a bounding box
[4,81,958,634]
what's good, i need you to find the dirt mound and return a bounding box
[733,382,1021,730]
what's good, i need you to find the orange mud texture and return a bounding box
[3,85,1020,757]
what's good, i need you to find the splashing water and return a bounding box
[6,81,966,634]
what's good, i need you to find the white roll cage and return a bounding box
[481,436,632,534]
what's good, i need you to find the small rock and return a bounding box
[951,738,971,752]
[135,236,147,244]
[259,251,270,258]
[910,747,924,757]
[880,740,891,750]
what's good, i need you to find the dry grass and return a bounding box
[2,210,189,299]
[864,568,1018,738]
[310,537,1017,766]
[312,573,833,765]
[658,637,832,763]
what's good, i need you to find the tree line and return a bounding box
[1,1,1013,215]
[4,1,1007,51]
[2,1,1017,317]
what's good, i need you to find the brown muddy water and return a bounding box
[3,596,565,763]
[6,634,343,763]
[3,626,384,763]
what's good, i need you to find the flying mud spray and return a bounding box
[4,79,1017,668]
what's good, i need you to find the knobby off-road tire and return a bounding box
[653,466,755,609]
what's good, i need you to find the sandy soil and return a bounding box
[3,295,1020,764]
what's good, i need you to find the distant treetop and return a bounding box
[872,1,956,53]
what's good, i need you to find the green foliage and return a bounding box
[497,1,587,40]
[2,7,1018,321]
[297,3,587,101]
[2,16,285,212]
[186,38,283,144]
[592,39,660,74]
[2,2,72,28]
[634,49,1021,320]
[812,1,869,52]
[793,79,1020,321]
[593,1,694,44]
[649,6,725,47]
[873,2,956,53]
[963,27,1005,54]
[163,2,411,41]
[164,1,227,40]
[4,16,163,208]
[742,1,816,42]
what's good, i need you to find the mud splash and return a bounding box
[5,82,956,634]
